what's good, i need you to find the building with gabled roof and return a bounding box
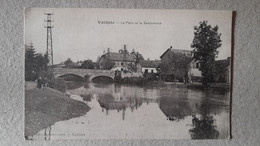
[160,46,201,82]
[98,45,135,71]
[137,59,161,74]
[160,47,192,59]
[106,52,135,62]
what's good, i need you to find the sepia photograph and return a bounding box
[24,8,232,140]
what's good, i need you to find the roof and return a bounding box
[215,58,230,67]
[102,52,135,62]
[139,60,161,68]
[160,48,192,58]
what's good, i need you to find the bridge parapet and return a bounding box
[53,68,115,80]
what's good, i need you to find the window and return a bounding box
[196,63,200,68]
[145,69,148,73]
[151,69,153,73]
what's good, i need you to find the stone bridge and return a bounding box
[53,68,115,81]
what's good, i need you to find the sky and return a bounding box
[25,8,232,64]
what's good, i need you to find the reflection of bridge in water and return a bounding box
[53,68,115,81]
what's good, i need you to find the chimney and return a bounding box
[170,46,172,50]
[103,50,105,54]
[124,45,127,52]
[107,48,110,61]
[147,58,149,60]
[123,45,126,63]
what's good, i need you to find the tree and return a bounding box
[101,59,115,70]
[191,21,222,87]
[189,115,219,139]
[33,53,49,80]
[64,58,73,68]
[25,43,49,81]
[80,60,94,69]
[25,44,37,81]
[95,56,101,69]
[130,49,144,63]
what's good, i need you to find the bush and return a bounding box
[42,69,67,92]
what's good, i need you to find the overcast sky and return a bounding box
[25,8,232,64]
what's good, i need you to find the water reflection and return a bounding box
[34,81,229,139]
[97,92,146,120]
[159,96,192,121]
[79,94,92,102]
[44,126,52,140]
[64,81,84,90]
[189,114,219,139]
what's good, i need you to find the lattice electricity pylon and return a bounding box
[44,13,54,66]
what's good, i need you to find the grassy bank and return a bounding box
[25,82,90,140]
[187,82,230,91]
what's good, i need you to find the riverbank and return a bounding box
[114,77,230,90]
[25,82,90,140]
[115,77,164,86]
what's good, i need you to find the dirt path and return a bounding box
[25,82,90,140]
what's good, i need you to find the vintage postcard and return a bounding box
[25,8,232,140]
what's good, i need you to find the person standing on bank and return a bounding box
[42,77,47,90]
[36,77,42,89]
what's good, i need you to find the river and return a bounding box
[33,81,230,140]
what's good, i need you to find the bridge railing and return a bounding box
[53,68,115,74]
[53,68,115,79]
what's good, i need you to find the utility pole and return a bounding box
[44,13,54,66]
[123,45,126,67]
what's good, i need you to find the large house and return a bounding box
[98,46,135,71]
[160,46,202,82]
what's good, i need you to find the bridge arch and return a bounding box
[91,75,114,83]
[57,74,84,81]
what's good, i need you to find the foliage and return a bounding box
[80,94,93,102]
[25,44,49,81]
[130,49,144,63]
[25,45,37,81]
[64,58,73,67]
[126,63,137,72]
[95,56,101,69]
[159,95,191,121]
[189,115,219,139]
[100,57,115,70]
[191,21,222,86]
[80,59,94,69]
